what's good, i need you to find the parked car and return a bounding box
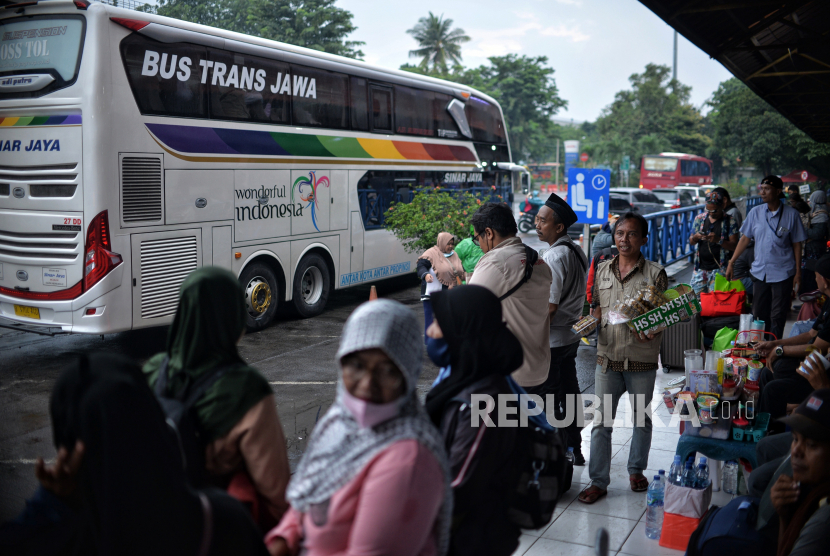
[608,188,666,215]
[675,185,715,204]
[567,194,636,239]
[652,188,696,210]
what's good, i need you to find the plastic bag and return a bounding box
[714,273,746,293]
[712,327,738,352]
[607,286,670,325]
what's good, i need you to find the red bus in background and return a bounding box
[639,153,713,190]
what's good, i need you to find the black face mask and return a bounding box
[426,337,451,368]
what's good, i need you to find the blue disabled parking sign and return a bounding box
[568,168,610,225]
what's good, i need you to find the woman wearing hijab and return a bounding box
[0,352,267,556]
[801,191,830,293]
[265,299,451,556]
[424,286,525,556]
[417,232,464,341]
[143,267,290,530]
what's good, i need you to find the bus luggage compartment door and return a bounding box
[130,229,201,328]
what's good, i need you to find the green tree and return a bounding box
[707,78,800,176]
[406,12,470,73]
[146,0,364,58]
[248,0,364,58]
[595,64,709,178]
[145,0,254,34]
[384,191,484,254]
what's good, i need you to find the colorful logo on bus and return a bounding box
[292,171,330,231]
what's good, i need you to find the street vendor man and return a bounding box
[579,212,668,505]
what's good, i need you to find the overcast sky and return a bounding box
[338,0,734,123]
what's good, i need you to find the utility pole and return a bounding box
[554,139,560,191]
[672,30,678,82]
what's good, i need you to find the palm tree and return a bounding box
[407,12,470,72]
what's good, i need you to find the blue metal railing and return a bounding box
[642,206,704,266]
[358,185,511,229]
[746,195,764,211]
[641,196,762,267]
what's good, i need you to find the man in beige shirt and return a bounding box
[469,203,553,388]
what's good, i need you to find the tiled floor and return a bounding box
[513,369,738,556]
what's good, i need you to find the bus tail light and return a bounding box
[73,0,89,9]
[110,18,150,32]
[83,211,122,292]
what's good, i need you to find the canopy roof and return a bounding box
[781,169,825,183]
[638,1,830,143]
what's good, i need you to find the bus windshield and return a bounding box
[0,16,85,95]
[643,157,677,172]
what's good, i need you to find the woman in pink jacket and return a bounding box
[266,299,451,556]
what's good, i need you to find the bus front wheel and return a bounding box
[241,263,280,331]
[293,253,331,318]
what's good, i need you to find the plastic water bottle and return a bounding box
[669,455,682,485]
[696,463,710,489]
[723,460,739,494]
[681,461,697,487]
[658,469,667,488]
[645,475,665,539]
[565,447,575,464]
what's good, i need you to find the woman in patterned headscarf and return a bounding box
[265,299,451,556]
[417,232,465,342]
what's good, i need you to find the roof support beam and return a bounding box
[714,0,814,55]
[673,2,784,16]
[750,70,830,77]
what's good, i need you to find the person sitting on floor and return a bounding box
[770,388,830,556]
[756,254,830,420]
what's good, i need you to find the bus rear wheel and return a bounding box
[292,253,331,318]
[240,263,280,331]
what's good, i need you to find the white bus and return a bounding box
[0,0,526,333]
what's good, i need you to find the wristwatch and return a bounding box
[775,346,784,357]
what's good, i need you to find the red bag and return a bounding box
[700,290,745,317]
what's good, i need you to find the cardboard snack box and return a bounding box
[627,284,702,334]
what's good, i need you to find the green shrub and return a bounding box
[384,189,488,253]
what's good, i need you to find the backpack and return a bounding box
[504,378,568,529]
[685,496,776,556]
[154,356,231,486]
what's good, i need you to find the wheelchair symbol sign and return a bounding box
[591,174,608,191]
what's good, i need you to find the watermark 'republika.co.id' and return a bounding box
[470,394,753,430]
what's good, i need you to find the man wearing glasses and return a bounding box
[689,191,740,295]
[468,203,553,390]
[726,175,807,340]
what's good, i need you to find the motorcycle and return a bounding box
[518,195,543,234]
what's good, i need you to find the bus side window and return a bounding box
[120,36,207,118]
[351,77,369,131]
[396,85,434,137]
[291,64,349,129]
[370,87,393,132]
